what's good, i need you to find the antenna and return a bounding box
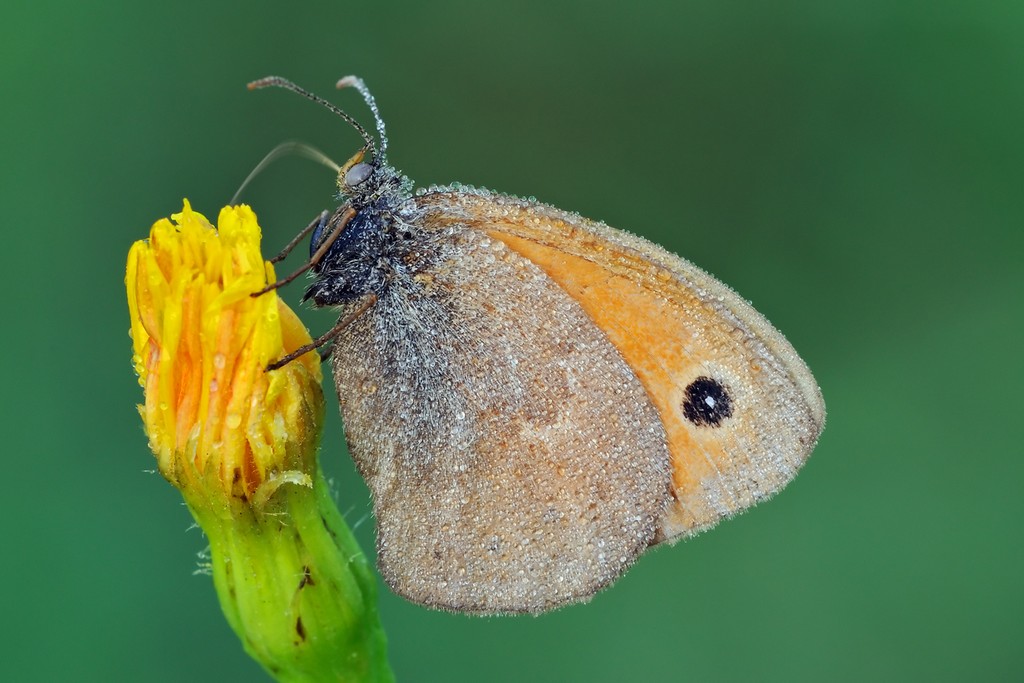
[247,76,379,161]
[336,75,389,163]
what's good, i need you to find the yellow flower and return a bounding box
[126,200,322,506]
[125,201,391,682]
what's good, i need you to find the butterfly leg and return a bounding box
[268,210,329,264]
[252,205,356,297]
[265,293,377,371]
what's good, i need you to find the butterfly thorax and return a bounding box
[304,167,418,306]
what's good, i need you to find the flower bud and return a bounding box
[126,201,391,682]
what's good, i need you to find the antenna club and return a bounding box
[336,75,362,90]
[247,76,285,91]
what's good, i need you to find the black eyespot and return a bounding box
[682,376,733,427]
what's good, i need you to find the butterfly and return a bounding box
[249,76,825,615]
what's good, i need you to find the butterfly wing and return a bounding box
[329,204,674,614]
[416,189,825,542]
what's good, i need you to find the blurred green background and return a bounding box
[3,0,1021,680]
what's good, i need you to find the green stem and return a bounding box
[188,467,393,682]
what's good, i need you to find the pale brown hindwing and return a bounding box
[330,218,673,614]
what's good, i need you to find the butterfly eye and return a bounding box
[344,162,373,189]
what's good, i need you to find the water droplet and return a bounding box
[213,354,226,369]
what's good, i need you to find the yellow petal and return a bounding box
[126,200,323,503]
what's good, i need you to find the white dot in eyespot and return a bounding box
[704,396,716,408]
[345,162,373,188]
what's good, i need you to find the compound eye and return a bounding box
[344,162,373,189]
